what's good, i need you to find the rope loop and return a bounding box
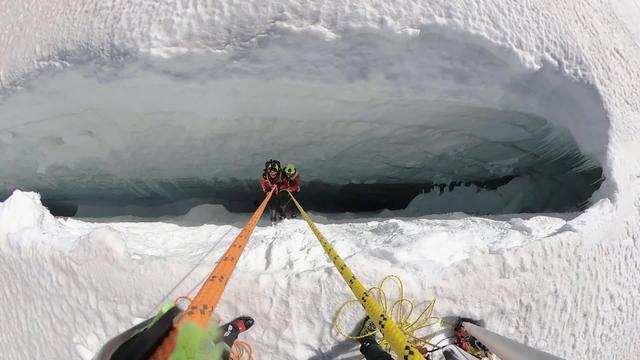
[334,275,441,356]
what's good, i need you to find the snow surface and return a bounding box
[3,190,630,360]
[2,0,640,360]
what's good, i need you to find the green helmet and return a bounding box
[284,163,297,178]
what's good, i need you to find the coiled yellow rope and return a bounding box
[288,191,426,360]
[334,275,443,355]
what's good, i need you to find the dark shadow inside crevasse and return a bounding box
[3,108,605,218]
[36,165,602,218]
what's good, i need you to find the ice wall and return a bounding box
[0,1,620,215]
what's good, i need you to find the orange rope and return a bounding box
[174,295,193,307]
[150,188,274,359]
[230,340,254,360]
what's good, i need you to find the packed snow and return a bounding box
[2,0,640,360]
[3,190,629,360]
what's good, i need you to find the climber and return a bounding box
[260,160,301,224]
[281,163,301,218]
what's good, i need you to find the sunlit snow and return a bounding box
[2,1,640,360]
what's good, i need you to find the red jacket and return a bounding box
[285,174,301,192]
[260,172,287,192]
[260,172,301,193]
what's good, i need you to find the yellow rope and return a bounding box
[288,192,426,360]
[334,275,444,355]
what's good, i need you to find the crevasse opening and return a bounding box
[0,26,608,217]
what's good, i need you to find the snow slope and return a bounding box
[0,190,637,360]
[2,0,640,359]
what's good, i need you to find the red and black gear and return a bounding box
[453,320,492,359]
